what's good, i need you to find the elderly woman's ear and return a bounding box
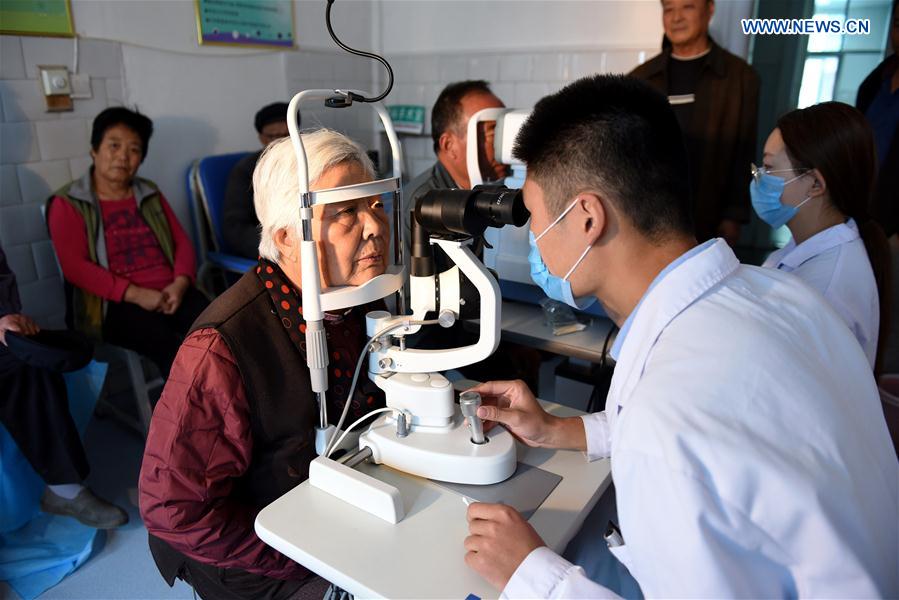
[273,227,299,263]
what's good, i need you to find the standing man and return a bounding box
[223,102,291,259]
[462,75,897,598]
[631,0,759,245]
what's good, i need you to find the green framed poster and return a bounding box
[195,0,295,49]
[0,0,74,37]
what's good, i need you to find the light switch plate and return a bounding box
[38,65,71,96]
[70,73,92,99]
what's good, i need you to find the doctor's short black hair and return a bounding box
[513,74,694,242]
[91,107,153,162]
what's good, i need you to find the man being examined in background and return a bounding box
[631,0,759,245]
[404,81,540,392]
[223,102,291,259]
[0,246,127,528]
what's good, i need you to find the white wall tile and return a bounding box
[16,160,72,204]
[0,202,46,246]
[412,55,442,85]
[438,56,467,84]
[0,37,26,80]
[605,50,645,74]
[32,239,60,280]
[285,51,334,81]
[69,155,92,178]
[4,242,37,285]
[17,276,65,328]
[491,82,515,106]
[333,54,372,88]
[390,83,425,106]
[532,54,572,81]
[385,56,412,85]
[77,39,122,79]
[0,122,40,164]
[0,79,59,122]
[571,52,606,79]
[35,118,89,161]
[68,76,109,119]
[497,54,531,82]
[513,82,552,108]
[105,77,124,106]
[468,56,499,82]
[20,37,74,79]
[0,165,21,206]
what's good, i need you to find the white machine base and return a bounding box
[361,410,517,485]
[308,456,404,524]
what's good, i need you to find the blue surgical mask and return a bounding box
[528,199,596,310]
[750,169,811,230]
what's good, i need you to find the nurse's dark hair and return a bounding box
[777,101,891,374]
[513,74,694,242]
[90,107,153,162]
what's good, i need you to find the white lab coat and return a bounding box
[503,239,898,599]
[762,219,879,367]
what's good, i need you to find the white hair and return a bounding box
[253,128,375,262]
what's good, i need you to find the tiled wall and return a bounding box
[0,34,375,327]
[384,48,656,180]
[0,35,125,328]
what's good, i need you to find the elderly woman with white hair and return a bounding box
[138,130,389,600]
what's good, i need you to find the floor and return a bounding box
[1,357,577,600]
[1,393,194,600]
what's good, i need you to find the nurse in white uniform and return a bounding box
[462,75,898,599]
[753,101,889,370]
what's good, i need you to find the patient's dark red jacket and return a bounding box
[138,270,384,580]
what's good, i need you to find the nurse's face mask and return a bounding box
[528,198,596,310]
[749,163,812,229]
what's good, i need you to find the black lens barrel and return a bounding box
[415,185,529,239]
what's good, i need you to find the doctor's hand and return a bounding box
[469,380,587,451]
[465,502,545,591]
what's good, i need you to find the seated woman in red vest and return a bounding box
[138,130,389,600]
[47,107,208,380]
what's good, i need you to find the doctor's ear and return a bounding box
[577,193,608,244]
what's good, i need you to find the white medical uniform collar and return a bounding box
[609,239,740,412]
[774,218,860,270]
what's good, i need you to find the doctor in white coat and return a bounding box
[753,101,889,370]
[463,75,898,598]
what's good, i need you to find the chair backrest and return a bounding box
[191,152,252,254]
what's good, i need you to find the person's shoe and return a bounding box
[40,487,129,529]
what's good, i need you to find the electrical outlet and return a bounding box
[70,73,92,99]
[39,65,71,96]
[38,65,73,112]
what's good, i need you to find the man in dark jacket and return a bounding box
[0,245,127,528]
[223,103,291,258]
[631,0,759,244]
[856,0,898,237]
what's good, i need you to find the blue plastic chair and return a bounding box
[186,153,257,288]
